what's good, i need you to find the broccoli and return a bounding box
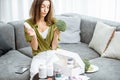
[55,20,67,32]
[83,59,91,72]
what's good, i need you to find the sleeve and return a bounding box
[24,22,32,42]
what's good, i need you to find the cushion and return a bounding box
[56,15,81,43]
[102,32,120,59]
[0,35,12,56]
[89,22,116,55]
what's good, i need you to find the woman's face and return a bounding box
[40,0,50,18]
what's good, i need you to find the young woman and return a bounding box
[24,0,60,79]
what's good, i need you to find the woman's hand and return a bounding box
[25,27,38,50]
[52,28,60,50]
[54,28,60,37]
[25,27,36,37]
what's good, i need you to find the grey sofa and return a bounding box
[0,13,120,80]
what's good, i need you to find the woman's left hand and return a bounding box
[52,28,60,50]
[54,28,60,36]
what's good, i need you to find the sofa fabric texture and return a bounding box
[0,23,15,49]
[8,21,30,49]
[0,35,12,56]
[0,50,31,80]
[0,13,120,80]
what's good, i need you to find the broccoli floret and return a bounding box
[83,59,91,72]
[55,20,67,32]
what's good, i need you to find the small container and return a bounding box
[39,63,47,79]
[67,57,74,68]
[55,68,62,80]
[47,63,54,77]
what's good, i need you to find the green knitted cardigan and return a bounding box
[24,18,57,56]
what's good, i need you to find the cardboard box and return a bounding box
[54,49,85,76]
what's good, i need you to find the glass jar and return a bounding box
[47,63,54,77]
[55,68,62,80]
[67,57,74,68]
[39,63,47,79]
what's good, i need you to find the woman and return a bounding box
[24,0,60,79]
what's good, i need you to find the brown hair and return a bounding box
[29,0,55,25]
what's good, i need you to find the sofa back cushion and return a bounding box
[80,18,96,44]
[102,31,120,59]
[0,23,15,49]
[0,35,12,56]
[57,13,120,44]
[89,22,116,55]
[56,15,81,43]
[80,15,120,44]
[8,21,30,49]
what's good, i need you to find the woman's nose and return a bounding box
[44,7,48,12]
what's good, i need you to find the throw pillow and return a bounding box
[56,15,81,43]
[102,32,120,59]
[0,35,12,56]
[89,22,116,55]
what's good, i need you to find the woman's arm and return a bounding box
[30,34,38,50]
[52,28,60,50]
[24,27,38,50]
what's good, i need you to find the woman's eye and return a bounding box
[41,4,49,9]
[41,6,44,8]
[41,5,45,8]
[47,6,49,9]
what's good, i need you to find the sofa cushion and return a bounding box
[89,22,116,55]
[56,15,81,43]
[80,18,96,44]
[87,58,120,80]
[18,47,33,58]
[0,21,4,23]
[80,15,120,44]
[103,32,120,59]
[0,50,31,80]
[61,13,81,17]
[19,43,100,60]
[117,26,120,31]
[0,35,12,56]
[0,23,15,49]
[8,21,30,49]
[59,43,99,60]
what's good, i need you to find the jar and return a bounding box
[47,63,54,77]
[67,57,74,68]
[55,68,62,80]
[39,63,47,79]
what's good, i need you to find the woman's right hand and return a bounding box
[25,27,36,37]
[25,26,38,50]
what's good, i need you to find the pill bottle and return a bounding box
[67,57,74,68]
[47,63,54,77]
[55,68,62,80]
[39,63,47,79]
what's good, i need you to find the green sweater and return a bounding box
[24,19,57,56]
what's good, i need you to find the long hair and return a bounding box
[29,0,55,25]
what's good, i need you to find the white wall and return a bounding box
[116,0,120,22]
[86,0,120,22]
[0,0,120,22]
[53,0,120,22]
[53,0,88,15]
[0,0,33,22]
